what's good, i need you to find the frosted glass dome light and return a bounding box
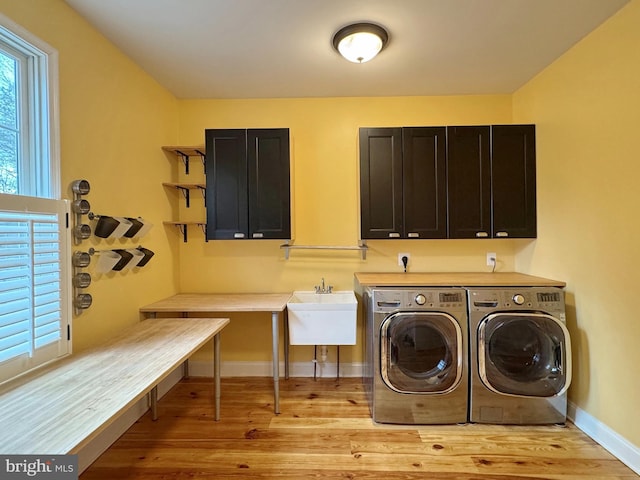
[333,23,389,64]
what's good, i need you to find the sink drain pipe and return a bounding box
[313,345,340,381]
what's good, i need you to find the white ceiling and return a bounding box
[64,0,628,99]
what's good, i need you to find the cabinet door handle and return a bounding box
[234,232,245,238]
[388,232,401,238]
[252,233,264,238]
[407,233,419,238]
[475,232,489,238]
[495,231,509,237]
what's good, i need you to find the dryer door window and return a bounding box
[381,312,463,394]
[478,313,571,397]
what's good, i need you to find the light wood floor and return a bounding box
[81,377,637,479]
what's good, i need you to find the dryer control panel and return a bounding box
[370,288,466,313]
[467,287,565,316]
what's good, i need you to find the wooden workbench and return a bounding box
[140,293,292,414]
[0,317,229,455]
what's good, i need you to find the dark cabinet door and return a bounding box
[447,126,491,239]
[403,127,447,239]
[247,129,291,239]
[205,129,248,239]
[491,125,536,238]
[360,124,536,241]
[206,128,290,240]
[359,128,403,239]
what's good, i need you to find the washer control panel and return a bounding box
[370,288,466,312]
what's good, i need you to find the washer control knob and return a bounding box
[513,294,525,305]
[415,294,426,305]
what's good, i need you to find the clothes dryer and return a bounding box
[467,287,571,424]
[363,287,468,424]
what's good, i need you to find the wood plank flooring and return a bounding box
[80,377,638,479]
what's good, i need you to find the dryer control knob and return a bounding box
[513,294,525,305]
[415,294,426,305]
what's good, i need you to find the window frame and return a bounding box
[0,12,60,199]
[0,12,68,386]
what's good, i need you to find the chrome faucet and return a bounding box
[315,277,333,294]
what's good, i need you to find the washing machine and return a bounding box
[467,287,572,424]
[363,287,468,424]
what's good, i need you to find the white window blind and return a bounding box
[0,193,70,384]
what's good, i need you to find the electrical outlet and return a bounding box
[398,253,411,267]
[486,252,497,266]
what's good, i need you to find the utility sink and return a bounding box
[287,291,357,345]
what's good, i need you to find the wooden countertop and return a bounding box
[140,293,293,313]
[354,272,565,287]
[0,317,229,455]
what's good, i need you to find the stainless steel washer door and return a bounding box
[381,312,463,394]
[478,312,572,397]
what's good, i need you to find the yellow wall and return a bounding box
[513,0,640,446]
[176,96,524,364]
[0,0,180,351]
[9,0,637,451]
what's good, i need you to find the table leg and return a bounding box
[150,386,158,421]
[182,312,190,378]
[214,332,221,421]
[272,311,280,414]
[284,309,289,380]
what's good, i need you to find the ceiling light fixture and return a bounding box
[332,22,389,64]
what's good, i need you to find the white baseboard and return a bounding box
[567,401,640,475]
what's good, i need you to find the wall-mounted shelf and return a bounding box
[161,145,207,243]
[162,145,205,175]
[162,182,206,207]
[163,221,206,243]
[280,242,368,260]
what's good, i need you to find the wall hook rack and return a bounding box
[88,245,155,272]
[88,212,153,239]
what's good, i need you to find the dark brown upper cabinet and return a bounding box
[447,125,536,239]
[361,124,536,240]
[359,127,402,239]
[359,127,447,239]
[205,128,290,240]
[446,125,492,238]
[491,124,537,238]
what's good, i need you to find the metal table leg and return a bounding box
[150,386,158,421]
[284,309,289,380]
[272,311,280,414]
[183,311,190,378]
[214,332,221,421]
